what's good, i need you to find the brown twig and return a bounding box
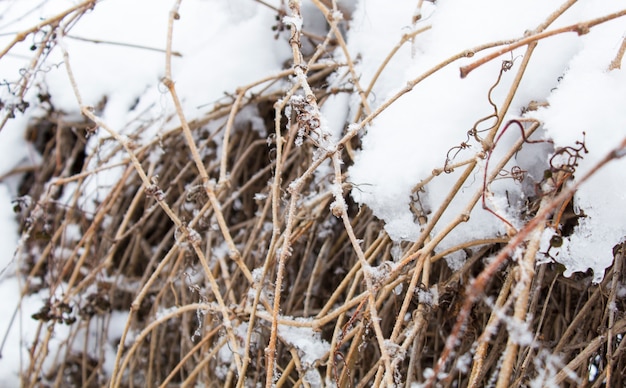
[460,9,626,78]
[426,137,626,387]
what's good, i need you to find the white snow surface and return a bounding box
[278,319,330,368]
[347,0,626,282]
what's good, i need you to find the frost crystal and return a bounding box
[330,183,347,217]
[444,250,466,272]
[364,261,396,287]
[278,320,330,368]
[383,339,405,362]
[304,369,323,388]
[417,285,439,307]
[254,192,268,201]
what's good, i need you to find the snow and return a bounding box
[0,280,73,385]
[283,15,303,32]
[0,184,19,276]
[534,18,626,282]
[417,284,439,307]
[0,0,289,384]
[1,0,625,384]
[347,0,626,282]
[278,319,330,368]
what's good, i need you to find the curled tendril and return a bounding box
[509,165,527,182]
[289,95,327,146]
[482,119,550,229]
[444,142,471,172]
[549,132,588,173]
[444,58,517,171]
[0,80,19,95]
[496,165,528,183]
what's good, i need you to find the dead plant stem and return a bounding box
[605,247,623,387]
[332,154,395,387]
[163,0,252,283]
[264,177,299,387]
[495,224,543,387]
[355,25,432,123]
[0,0,96,60]
[390,250,428,342]
[514,266,556,383]
[536,0,578,32]
[219,91,246,187]
[310,0,371,120]
[59,22,248,383]
[112,303,226,386]
[318,233,386,318]
[426,137,626,387]
[460,9,626,78]
[468,272,514,387]
[608,35,626,70]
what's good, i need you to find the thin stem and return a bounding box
[460,9,626,78]
[426,137,626,387]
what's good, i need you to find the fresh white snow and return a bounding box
[347,0,626,283]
